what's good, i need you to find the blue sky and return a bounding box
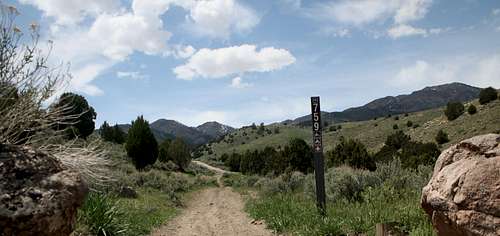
[8,0,500,127]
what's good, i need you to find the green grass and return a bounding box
[201,99,500,161]
[246,186,434,236]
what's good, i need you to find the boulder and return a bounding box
[421,134,500,236]
[0,144,88,236]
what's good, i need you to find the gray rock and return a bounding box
[421,134,500,236]
[0,144,88,236]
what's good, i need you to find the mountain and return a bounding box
[117,119,234,147]
[292,82,481,125]
[196,121,235,140]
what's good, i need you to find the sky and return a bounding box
[7,0,500,127]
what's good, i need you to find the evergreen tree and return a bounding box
[257,122,265,135]
[52,92,97,139]
[125,116,158,170]
[444,102,464,121]
[385,131,411,150]
[406,120,413,127]
[393,124,399,130]
[327,137,376,170]
[168,138,191,171]
[435,130,449,144]
[467,104,477,115]
[112,124,126,144]
[99,121,113,142]
[273,127,280,134]
[251,123,257,130]
[158,139,172,162]
[479,87,498,104]
[285,138,313,173]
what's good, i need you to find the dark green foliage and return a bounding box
[78,193,128,236]
[158,139,171,162]
[435,130,449,144]
[100,122,125,144]
[274,127,280,134]
[220,153,229,163]
[394,116,399,121]
[374,123,378,127]
[329,126,337,132]
[412,124,420,129]
[326,137,376,171]
[53,92,96,139]
[404,113,409,117]
[324,121,329,127]
[337,125,342,130]
[168,138,191,171]
[444,102,464,121]
[406,121,413,127]
[467,104,477,115]
[283,138,313,173]
[385,131,411,150]
[223,138,313,176]
[251,123,257,130]
[125,116,158,170]
[393,124,399,130]
[225,153,242,172]
[399,142,440,169]
[257,122,265,135]
[479,87,498,104]
[375,131,441,169]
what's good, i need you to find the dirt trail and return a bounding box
[150,161,275,236]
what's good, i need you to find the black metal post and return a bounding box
[310,96,326,216]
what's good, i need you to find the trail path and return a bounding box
[150,160,275,236]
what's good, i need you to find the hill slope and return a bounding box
[293,82,480,124]
[196,122,235,140]
[200,98,500,161]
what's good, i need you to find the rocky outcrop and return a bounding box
[421,134,500,236]
[0,144,88,236]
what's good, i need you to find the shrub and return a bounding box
[125,116,158,170]
[168,138,191,171]
[52,92,97,139]
[329,126,337,132]
[406,121,413,127]
[479,87,498,104]
[100,122,126,144]
[326,137,376,171]
[394,116,399,121]
[399,142,440,169]
[78,193,128,236]
[284,138,313,173]
[385,131,410,150]
[393,124,399,130]
[467,104,477,115]
[444,102,464,121]
[435,130,449,144]
[158,139,171,162]
[225,153,242,172]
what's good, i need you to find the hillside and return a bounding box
[292,82,480,124]
[196,121,236,140]
[199,98,500,161]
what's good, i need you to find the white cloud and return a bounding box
[174,44,296,80]
[117,71,148,80]
[230,77,252,88]
[492,8,500,16]
[185,0,260,39]
[310,0,434,39]
[388,24,427,38]
[392,55,500,89]
[19,0,119,25]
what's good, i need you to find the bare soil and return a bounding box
[150,161,275,236]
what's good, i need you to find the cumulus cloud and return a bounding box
[19,0,119,25]
[230,77,252,88]
[174,44,296,80]
[493,8,500,16]
[319,27,350,38]
[310,0,434,38]
[393,54,500,90]
[186,0,260,39]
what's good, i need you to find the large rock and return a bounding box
[421,134,500,236]
[0,144,88,236]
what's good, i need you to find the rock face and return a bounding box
[0,144,88,236]
[421,134,500,236]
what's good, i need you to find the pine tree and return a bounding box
[125,116,158,169]
[467,104,477,115]
[52,92,96,139]
[479,87,498,104]
[99,121,113,142]
[445,102,464,121]
[435,130,449,144]
[158,139,172,162]
[168,138,191,171]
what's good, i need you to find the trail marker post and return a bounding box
[310,96,326,216]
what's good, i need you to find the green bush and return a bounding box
[385,131,411,150]
[78,192,128,236]
[479,87,498,104]
[125,116,158,170]
[444,102,464,121]
[406,120,413,127]
[393,124,399,130]
[467,104,477,115]
[435,130,449,144]
[158,139,171,162]
[168,138,191,171]
[326,137,376,170]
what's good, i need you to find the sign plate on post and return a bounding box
[310,96,326,215]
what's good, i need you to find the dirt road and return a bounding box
[150,161,275,236]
